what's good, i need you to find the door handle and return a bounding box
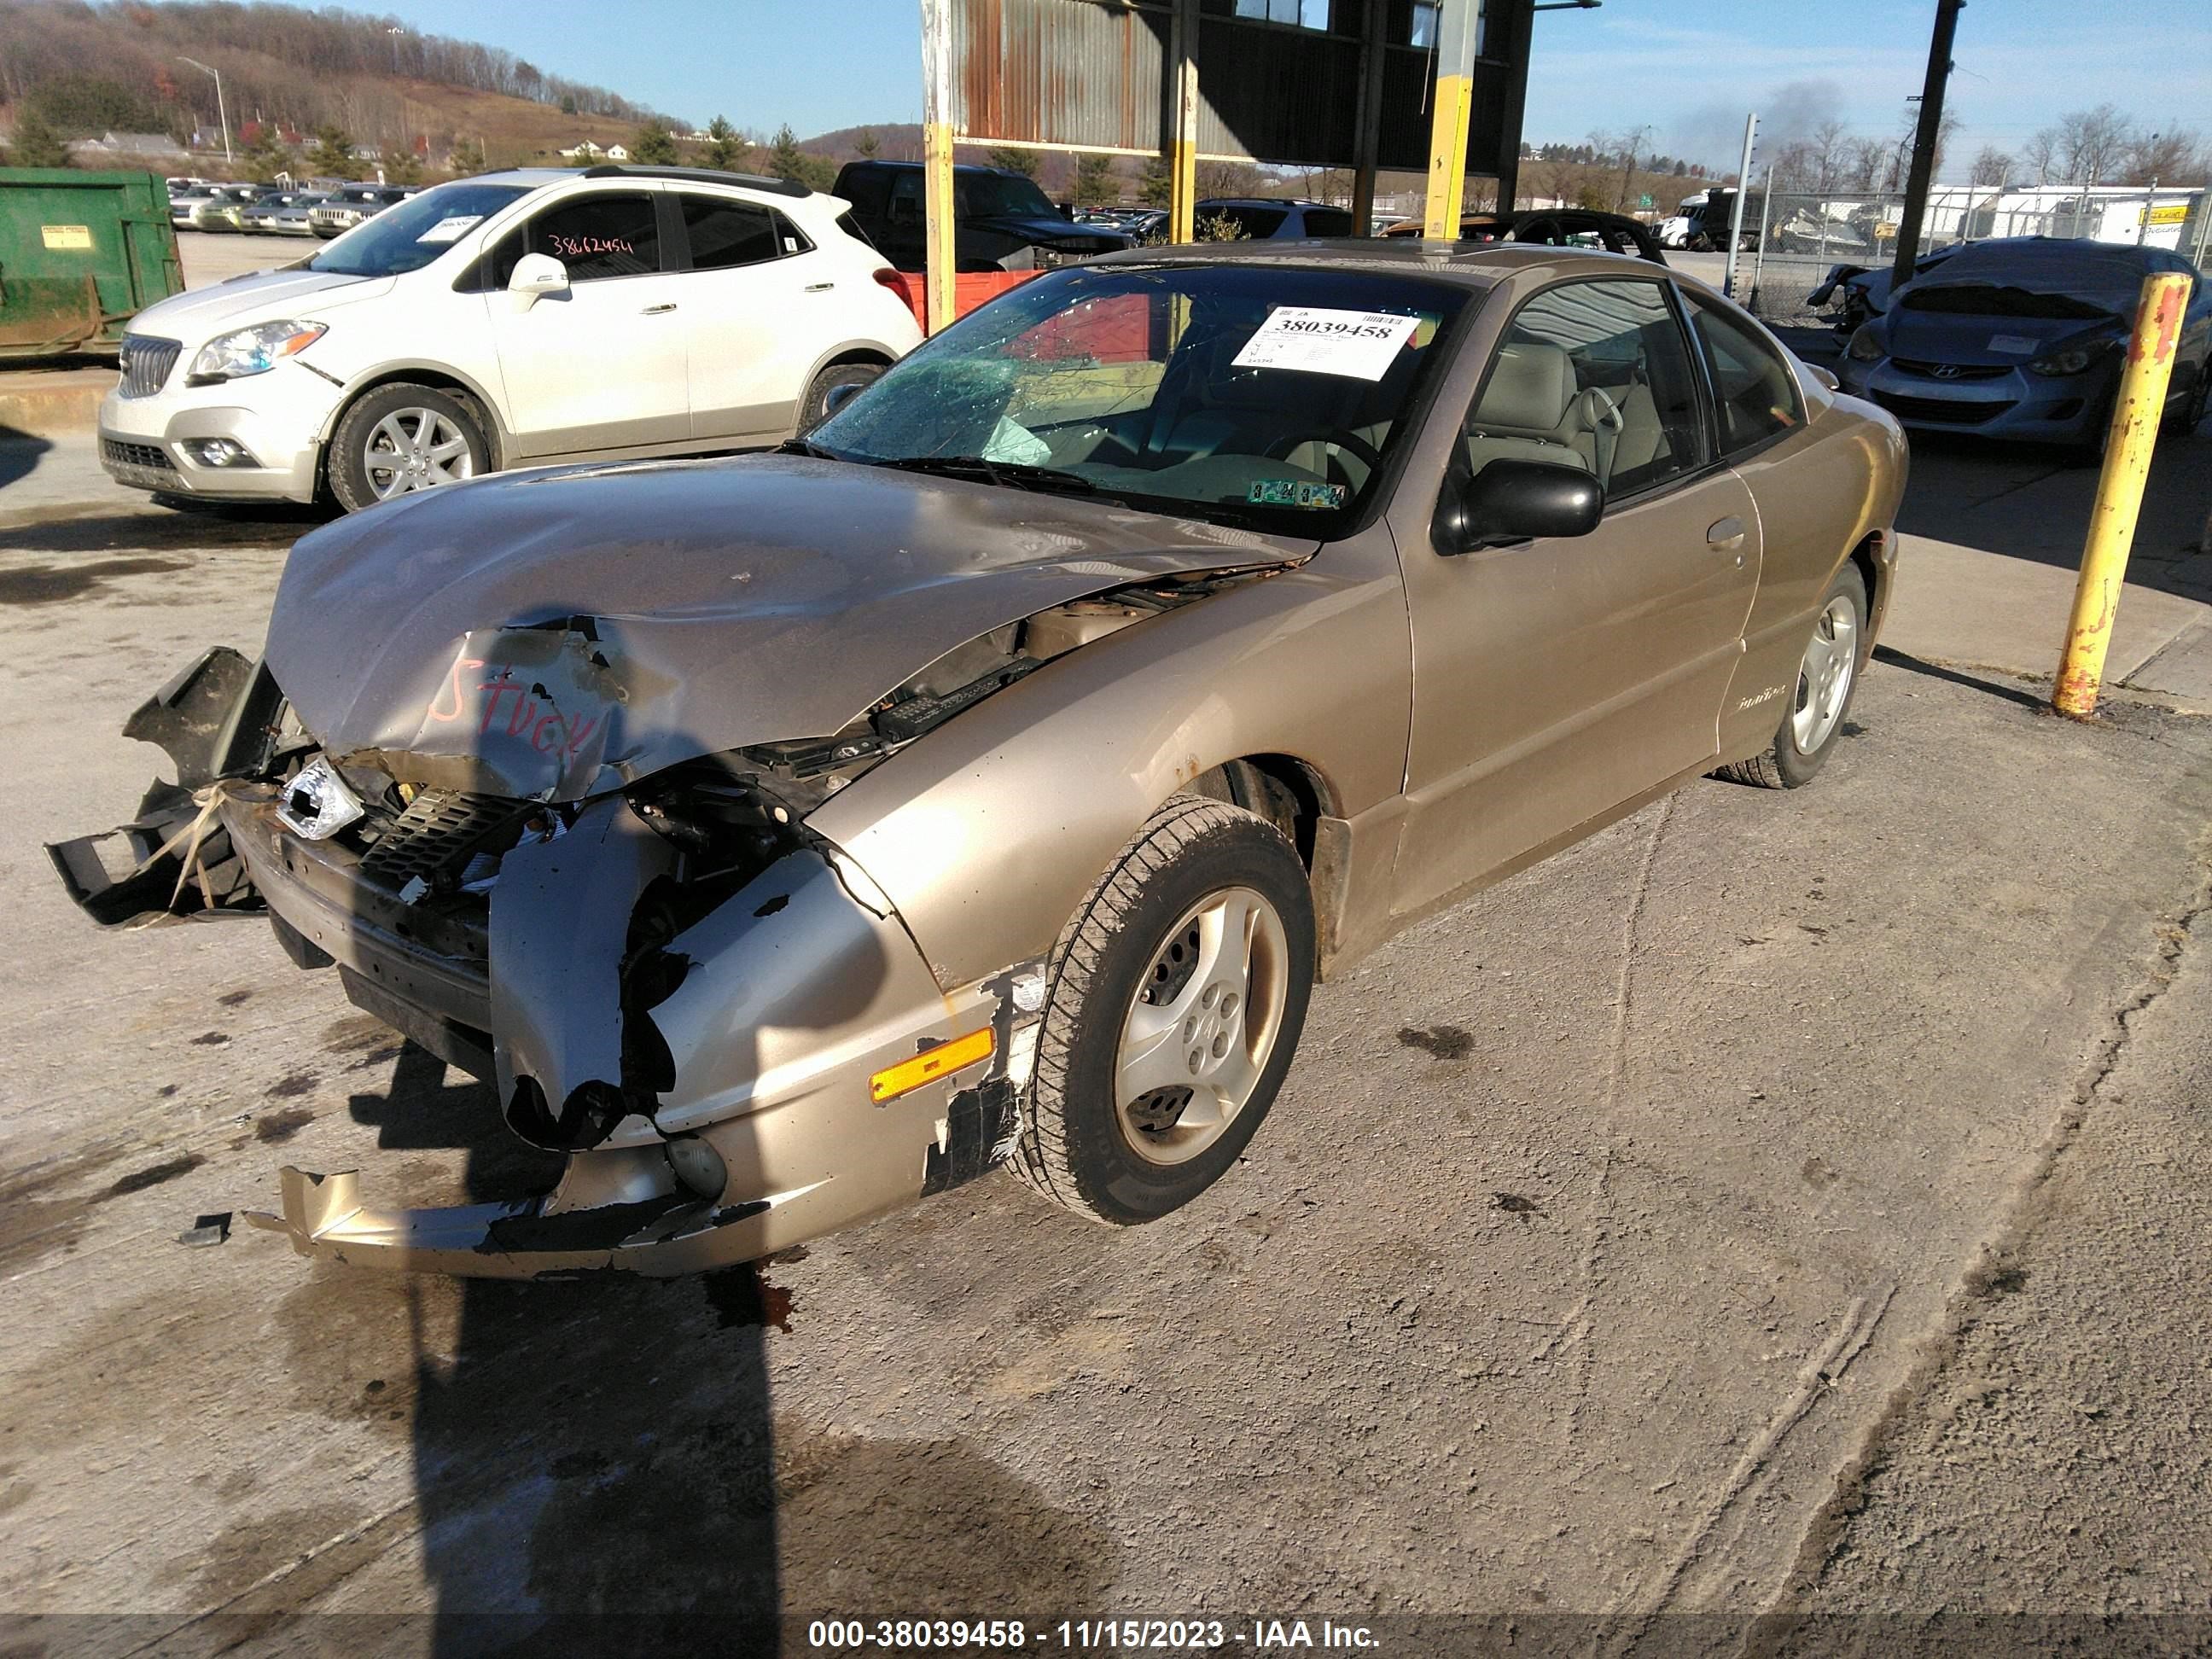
[805,282,835,293]
[1707,516,1746,550]
[640,302,678,315]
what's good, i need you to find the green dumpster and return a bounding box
[0,169,184,360]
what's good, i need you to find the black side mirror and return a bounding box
[1434,458,1604,555]
[823,381,866,417]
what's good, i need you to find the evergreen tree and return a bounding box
[380,145,423,185]
[1072,152,1115,204]
[701,115,745,172]
[766,124,833,189]
[986,144,1039,178]
[6,108,73,168]
[447,137,487,177]
[853,128,880,160]
[240,123,288,183]
[1138,154,1172,208]
[307,125,359,180]
[630,119,678,166]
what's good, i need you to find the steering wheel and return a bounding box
[1264,429,1384,475]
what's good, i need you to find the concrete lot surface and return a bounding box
[0,386,2209,1652]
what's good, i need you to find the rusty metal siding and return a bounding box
[952,0,1172,152]
[947,0,1528,173]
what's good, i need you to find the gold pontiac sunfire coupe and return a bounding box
[54,242,1906,1278]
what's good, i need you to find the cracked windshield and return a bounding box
[810,264,1466,533]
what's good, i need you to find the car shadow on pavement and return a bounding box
[1895,427,2211,601]
[341,1042,787,1650]
[1870,644,2052,712]
[0,426,54,491]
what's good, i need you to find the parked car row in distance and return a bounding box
[165,178,418,236]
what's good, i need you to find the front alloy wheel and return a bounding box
[329,381,491,513]
[1012,794,1315,1225]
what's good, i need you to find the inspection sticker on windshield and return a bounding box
[1233,306,1420,381]
[1249,479,1348,509]
[416,215,483,244]
[1988,335,2039,354]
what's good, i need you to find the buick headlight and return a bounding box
[2029,341,2107,377]
[188,320,327,384]
[1847,324,1886,363]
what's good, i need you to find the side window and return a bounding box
[1463,278,1706,498]
[1685,294,1803,453]
[888,171,923,224]
[679,196,799,270]
[841,168,890,219]
[521,192,663,282]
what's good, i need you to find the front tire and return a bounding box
[1012,795,1315,1225]
[1719,564,1867,790]
[328,383,490,513]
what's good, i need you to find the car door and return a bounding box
[480,187,691,458]
[1388,274,1763,922]
[1679,289,1857,760]
[674,192,830,442]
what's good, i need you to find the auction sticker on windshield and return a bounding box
[1233,306,1419,381]
[416,216,484,244]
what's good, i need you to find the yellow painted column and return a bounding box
[2052,271,2192,719]
[923,119,958,335]
[1422,0,1480,240]
[1167,0,1199,242]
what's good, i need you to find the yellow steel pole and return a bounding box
[1422,0,1481,239]
[2052,271,2192,719]
[919,0,958,335]
[1167,0,1199,242]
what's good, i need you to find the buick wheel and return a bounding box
[329,383,491,513]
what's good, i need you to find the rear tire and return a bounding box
[1010,795,1315,1226]
[1718,564,1868,790]
[797,360,884,433]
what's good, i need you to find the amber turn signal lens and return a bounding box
[869,1027,994,1103]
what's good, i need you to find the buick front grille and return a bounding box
[119,335,182,399]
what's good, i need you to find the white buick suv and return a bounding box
[101,166,924,512]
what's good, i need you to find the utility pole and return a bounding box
[1723,112,1756,296]
[1889,0,1965,285]
[178,56,231,166]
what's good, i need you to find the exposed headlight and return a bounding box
[2029,342,2107,377]
[1847,324,1885,363]
[188,319,327,383]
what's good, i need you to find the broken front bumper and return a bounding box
[220,786,1020,1278]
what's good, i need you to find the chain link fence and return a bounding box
[1732,183,2211,332]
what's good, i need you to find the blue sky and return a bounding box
[371,0,2212,172]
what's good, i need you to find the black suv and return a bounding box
[832,160,1132,272]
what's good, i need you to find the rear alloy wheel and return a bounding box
[1011,795,1314,1225]
[329,383,489,513]
[1719,564,1867,790]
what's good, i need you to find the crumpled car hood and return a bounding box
[265,452,1314,800]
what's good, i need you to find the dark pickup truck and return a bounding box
[832,160,1133,273]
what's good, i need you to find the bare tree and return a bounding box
[2056,104,2134,183]
[2020,126,2060,183]
[1968,145,2011,186]
[2117,125,2206,185]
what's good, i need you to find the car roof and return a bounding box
[1198,197,1341,210]
[467,165,812,199]
[1087,239,1656,289]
